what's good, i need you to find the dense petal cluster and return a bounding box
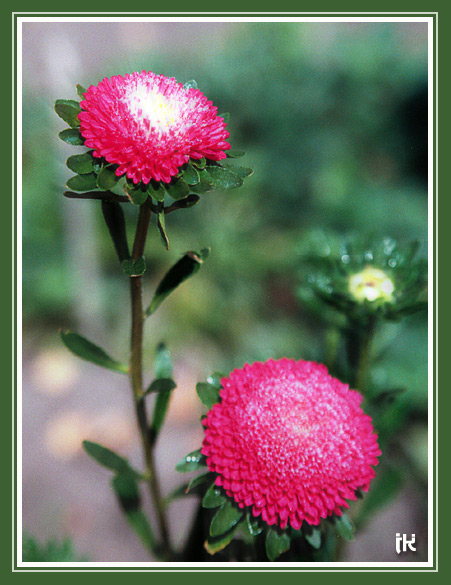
[78,71,230,184]
[202,359,380,530]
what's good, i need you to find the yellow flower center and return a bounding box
[348,266,394,303]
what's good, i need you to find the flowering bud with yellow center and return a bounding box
[349,266,394,303]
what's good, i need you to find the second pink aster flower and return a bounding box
[78,71,231,184]
[201,358,381,531]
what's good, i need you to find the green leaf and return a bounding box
[82,441,141,478]
[76,84,87,99]
[192,157,206,169]
[186,472,212,493]
[154,342,173,378]
[202,483,227,509]
[175,449,207,473]
[333,512,355,541]
[157,205,170,251]
[205,165,243,190]
[122,257,146,277]
[218,112,230,125]
[196,382,220,409]
[210,500,244,538]
[124,183,148,205]
[97,165,119,190]
[111,474,155,553]
[66,173,98,192]
[181,162,200,186]
[55,99,81,128]
[165,194,200,213]
[101,201,130,263]
[145,249,210,316]
[204,526,240,555]
[145,378,176,395]
[59,128,84,146]
[149,343,174,442]
[221,163,253,178]
[265,528,291,561]
[66,152,94,174]
[147,181,166,203]
[226,150,245,158]
[356,466,402,527]
[165,177,190,201]
[304,527,322,549]
[60,330,128,373]
[189,169,214,193]
[207,372,224,389]
[245,512,263,536]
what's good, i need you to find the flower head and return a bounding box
[349,266,395,303]
[78,71,230,184]
[202,359,380,530]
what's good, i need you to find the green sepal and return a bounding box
[54,99,81,128]
[265,528,291,561]
[66,173,98,192]
[145,248,210,317]
[60,330,128,373]
[202,483,227,509]
[181,162,200,186]
[189,169,214,193]
[111,474,156,553]
[165,177,191,201]
[76,84,87,99]
[175,449,207,473]
[196,382,221,409]
[303,526,322,549]
[59,128,84,146]
[66,152,95,175]
[210,501,244,538]
[122,257,146,277]
[332,512,355,541]
[101,201,130,263]
[124,182,148,205]
[82,441,142,479]
[144,378,176,395]
[97,165,120,190]
[147,181,166,203]
[205,165,243,190]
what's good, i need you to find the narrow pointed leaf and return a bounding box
[149,343,174,442]
[202,483,227,509]
[111,474,155,553]
[181,163,200,185]
[226,150,245,158]
[145,378,176,395]
[97,165,119,190]
[333,512,355,541]
[165,177,190,201]
[101,201,130,263]
[265,528,291,561]
[122,257,146,277]
[59,128,84,146]
[205,165,243,189]
[66,173,98,192]
[55,99,81,128]
[175,449,206,473]
[145,249,210,317]
[60,330,128,373]
[210,501,244,538]
[82,441,141,478]
[157,205,169,250]
[76,84,87,99]
[66,152,94,175]
[196,382,220,409]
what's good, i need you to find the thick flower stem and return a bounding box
[348,316,377,393]
[129,202,172,560]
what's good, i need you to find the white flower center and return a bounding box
[349,266,395,303]
[125,84,180,134]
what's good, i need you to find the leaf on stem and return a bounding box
[124,182,148,205]
[186,472,213,493]
[97,165,120,190]
[54,99,81,128]
[66,152,95,175]
[209,500,243,538]
[196,382,221,409]
[164,177,190,201]
[59,128,84,146]
[144,378,176,395]
[205,165,243,190]
[145,248,210,317]
[60,330,128,373]
[265,527,291,561]
[202,483,227,509]
[204,526,240,555]
[181,162,200,186]
[303,526,322,549]
[149,343,175,443]
[66,173,98,192]
[175,449,207,473]
[101,201,130,263]
[76,84,87,99]
[82,441,142,479]
[156,204,170,250]
[332,512,355,541]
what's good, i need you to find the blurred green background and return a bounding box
[22,20,429,562]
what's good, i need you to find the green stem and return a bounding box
[351,316,377,393]
[129,202,172,560]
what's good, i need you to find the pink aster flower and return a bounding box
[78,71,230,184]
[202,359,381,530]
